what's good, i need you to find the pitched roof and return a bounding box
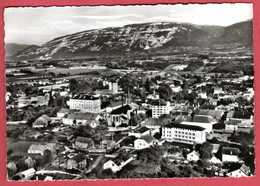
[240,164,250,175]
[72,94,99,100]
[193,115,216,123]
[188,150,200,157]
[141,134,156,143]
[111,105,132,115]
[164,123,206,131]
[195,109,224,118]
[134,126,149,133]
[33,115,51,126]
[75,137,94,146]
[227,111,252,119]
[224,120,240,125]
[66,112,98,120]
[222,147,240,156]
[71,154,86,163]
[58,108,78,114]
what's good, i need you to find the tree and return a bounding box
[69,79,78,92]
[199,142,213,160]
[42,149,52,165]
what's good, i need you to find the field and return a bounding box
[6,137,32,157]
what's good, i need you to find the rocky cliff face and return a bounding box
[7,20,253,61]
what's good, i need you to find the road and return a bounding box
[85,153,105,174]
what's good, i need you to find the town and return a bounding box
[6,52,254,180]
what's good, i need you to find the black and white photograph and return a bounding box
[4,3,254,180]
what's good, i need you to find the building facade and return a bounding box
[67,95,101,113]
[151,101,171,118]
[162,123,206,144]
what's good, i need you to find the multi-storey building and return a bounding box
[150,100,171,118]
[67,95,101,113]
[162,123,206,144]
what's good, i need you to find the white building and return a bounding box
[187,151,200,161]
[151,100,171,118]
[162,123,206,144]
[109,82,118,93]
[227,164,250,177]
[67,95,101,113]
[181,115,218,133]
[209,156,222,164]
[222,147,240,163]
[134,134,158,150]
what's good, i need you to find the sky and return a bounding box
[4,3,253,45]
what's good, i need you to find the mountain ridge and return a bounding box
[6,20,253,61]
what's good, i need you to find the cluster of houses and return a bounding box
[6,63,254,180]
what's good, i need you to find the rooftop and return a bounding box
[72,94,100,100]
[164,122,206,131]
[222,147,240,156]
[111,104,132,115]
[227,111,252,119]
[192,115,216,123]
[141,134,156,143]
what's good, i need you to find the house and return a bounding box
[62,112,99,127]
[150,100,171,118]
[134,134,158,150]
[24,157,35,168]
[32,115,51,128]
[75,137,94,150]
[109,104,133,126]
[225,120,239,132]
[187,151,200,161]
[227,164,250,177]
[128,126,150,138]
[67,94,101,113]
[67,154,87,170]
[209,98,218,106]
[194,109,224,120]
[181,115,217,133]
[103,157,134,173]
[57,108,79,118]
[226,111,253,125]
[209,156,222,164]
[15,168,36,181]
[222,147,240,163]
[28,144,56,156]
[211,144,220,154]
[103,160,121,173]
[162,122,206,144]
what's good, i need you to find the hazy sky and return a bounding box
[4,3,253,45]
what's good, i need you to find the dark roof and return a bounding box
[193,115,216,123]
[71,154,86,163]
[227,111,252,119]
[58,108,78,114]
[66,112,98,120]
[149,99,168,106]
[195,109,224,117]
[33,115,51,126]
[240,164,250,175]
[111,105,132,115]
[222,147,240,156]
[72,94,99,100]
[164,123,206,131]
[224,120,240,125]
[141,134,156,143]
[75,137,94,146]
[135,126,149,133]
[201,104,216,110]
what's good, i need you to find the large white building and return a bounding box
[67,95,101,113]
[150,100,171,118]
[162,123,206,144]
[109,82,118,93]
